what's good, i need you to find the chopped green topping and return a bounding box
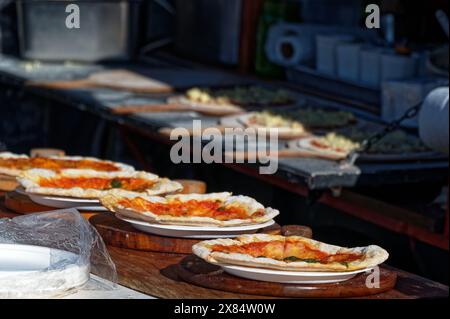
[283,256,319,263]
[340,262,349,268]
[111,179,122,189]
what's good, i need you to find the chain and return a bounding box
[343,102,422,166]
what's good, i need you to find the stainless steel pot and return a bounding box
[17,0,142,62]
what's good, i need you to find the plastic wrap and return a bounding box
[0,208,117,298]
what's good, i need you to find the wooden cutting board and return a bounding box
[4,191,99,220]
[90,212,313,254]
[111,102,244,117]
[0,174,18,192]
[26,69,173,94]
[176,255,397,298]
[175,179,207,194]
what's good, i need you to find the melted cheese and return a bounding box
[211,238,363,264]
[118,197,264,221]
[0,157,120,172]
[38,177,155,192]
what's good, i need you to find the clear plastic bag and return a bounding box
[0,208,117,298]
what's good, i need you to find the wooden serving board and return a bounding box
[176,255,397,298]
[4,191,99,220]
[112,101,244,117]
[90,212,313,254]
[27,69,173,94]
[0,174,18,192]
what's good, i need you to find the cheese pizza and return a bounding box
[18,169,182,198]
[0,152,134,177]
[100,192,279,226]
[297,129,430,159]
[238,111,307,139]
[193,234,388,272]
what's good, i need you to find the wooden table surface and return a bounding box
[0,192,448,299]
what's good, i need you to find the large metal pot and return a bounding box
[17,0,142,62]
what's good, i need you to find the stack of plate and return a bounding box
[0,244,89,298]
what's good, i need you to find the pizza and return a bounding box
[297,129,429,159]
[0,152,134,177]
[297,134,360,159]
[193,234,389,272]
[231,111,307,140]
[18,169,182,198]
[100,192,279,226]
[168,95,243,116]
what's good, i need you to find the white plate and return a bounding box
[17,187,107,211]
[27,194,107,211]
[221,264,372,284]
[0,244,90,298]
[117,215,275,239]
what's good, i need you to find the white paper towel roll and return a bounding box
[271,36,304,66]
[419,87,449,154]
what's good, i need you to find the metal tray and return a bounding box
[17,0,142,62]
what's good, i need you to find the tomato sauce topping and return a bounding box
[311,140,346,153]
[118,197,265,221]
[39,177,155,192]
[211,239,363,264]
[0,157,120,172]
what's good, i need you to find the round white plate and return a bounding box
[221,264,372,284]
[116,215,275,239]
[27,194,107,211]
[16,187,107,211]
[0,244,90,298]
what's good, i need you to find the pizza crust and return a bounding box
[100,191,279,227]
[17,169,182,199]
[0,152,134,177]
[221,113,309,140]
[193,234,389,272]
[169,96,244,116]
[294,137,349,160]
[0,152,29,176]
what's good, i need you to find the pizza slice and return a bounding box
[193,234,389,272]
[237,111,307,139]
[18,169,182,198]
[0,152,134,177]
[296,133,360,159]
[297,128,430,160]
[100,192,279,226]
